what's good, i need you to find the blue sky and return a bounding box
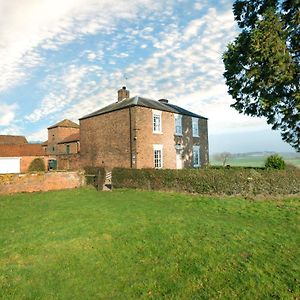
[0,0,296,153]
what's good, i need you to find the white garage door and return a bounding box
[0,157,21,174]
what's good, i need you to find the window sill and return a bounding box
[153,131,163,134]
[175,133,183,136]
[192,135,200,138]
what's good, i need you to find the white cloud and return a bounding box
[27,128,47,142]
[0,103,18,126]
[0,0,164,92]
[25,64,95,122]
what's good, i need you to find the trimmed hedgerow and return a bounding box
[112,168,300,196]
[84,167,106,191]
[28,158,45,172]
[265,154,286,170]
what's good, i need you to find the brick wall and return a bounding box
[20,156,49,173]
[0,171,85,195]
[135,107,209,168]
[134,107,177,169]
[47,127,79,155]
[57,142,79,155]
[56,154,81,170]
[80,109,131,170]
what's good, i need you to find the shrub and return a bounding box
[265,154,286,170]
[84,167,106,191]
[28,158,45,172]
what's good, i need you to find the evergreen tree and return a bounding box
[223,0,300,151]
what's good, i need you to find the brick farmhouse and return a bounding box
[79,87,209,170]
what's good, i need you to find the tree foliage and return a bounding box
[223,0,300,151]
[265,154,286,170]
[28,158,45,172]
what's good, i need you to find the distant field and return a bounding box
[211,155,300,168]
[0,189,299,299]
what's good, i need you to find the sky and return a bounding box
[0,0,296,154]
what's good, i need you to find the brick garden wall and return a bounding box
[0,171,85,195]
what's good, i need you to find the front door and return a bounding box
[176,152,183,169]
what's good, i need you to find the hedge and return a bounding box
[112,167,300,196]
[84,167,106,191]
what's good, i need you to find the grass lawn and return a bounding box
[210,155,300,168]
[0,188,299,299]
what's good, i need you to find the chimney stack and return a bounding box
[118,86,130,102]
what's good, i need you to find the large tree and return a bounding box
[223,0,300,151]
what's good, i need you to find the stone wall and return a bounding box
[0,171,85,195]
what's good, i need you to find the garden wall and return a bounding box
[112,168,300,196]
[0,171,85,195]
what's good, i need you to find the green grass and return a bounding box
[0,188,299,299]
[211,155,300,168]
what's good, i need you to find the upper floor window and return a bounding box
[153,144,163,169]
[66,144,70,154]
[175,114,182,136]
[153,110,162,133]
[192,117,199,137]
[193,145,200,167]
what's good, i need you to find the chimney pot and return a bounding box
[158,99,169,104]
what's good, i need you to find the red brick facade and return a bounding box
[80,103,209,170]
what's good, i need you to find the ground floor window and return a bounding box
[193,145,200,167]
[153,144,163,169]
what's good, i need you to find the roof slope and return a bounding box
[48,119,79,129]
[80,96,207,120]
[58,133,80,144]
[0,144,45,157]
[0,135,28,145]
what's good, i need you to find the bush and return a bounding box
[112,168,300,196]
[28,158,45,172]
[84,167,106,191]
[265,154,286,170]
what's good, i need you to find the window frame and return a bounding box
[174,114,183,136]
[193,145,200,167]
[153,144,163,169]
[192,117,199,137]
[152,110,162,134]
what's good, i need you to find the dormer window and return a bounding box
[175,114,182,136]
[153,110,162,133]
[192,117,199,137]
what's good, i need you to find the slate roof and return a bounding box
[80,96,207,120]
[58,133,80,144]
[0,135,28,145]
[48,119,79,129]
[0,144,45,157]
